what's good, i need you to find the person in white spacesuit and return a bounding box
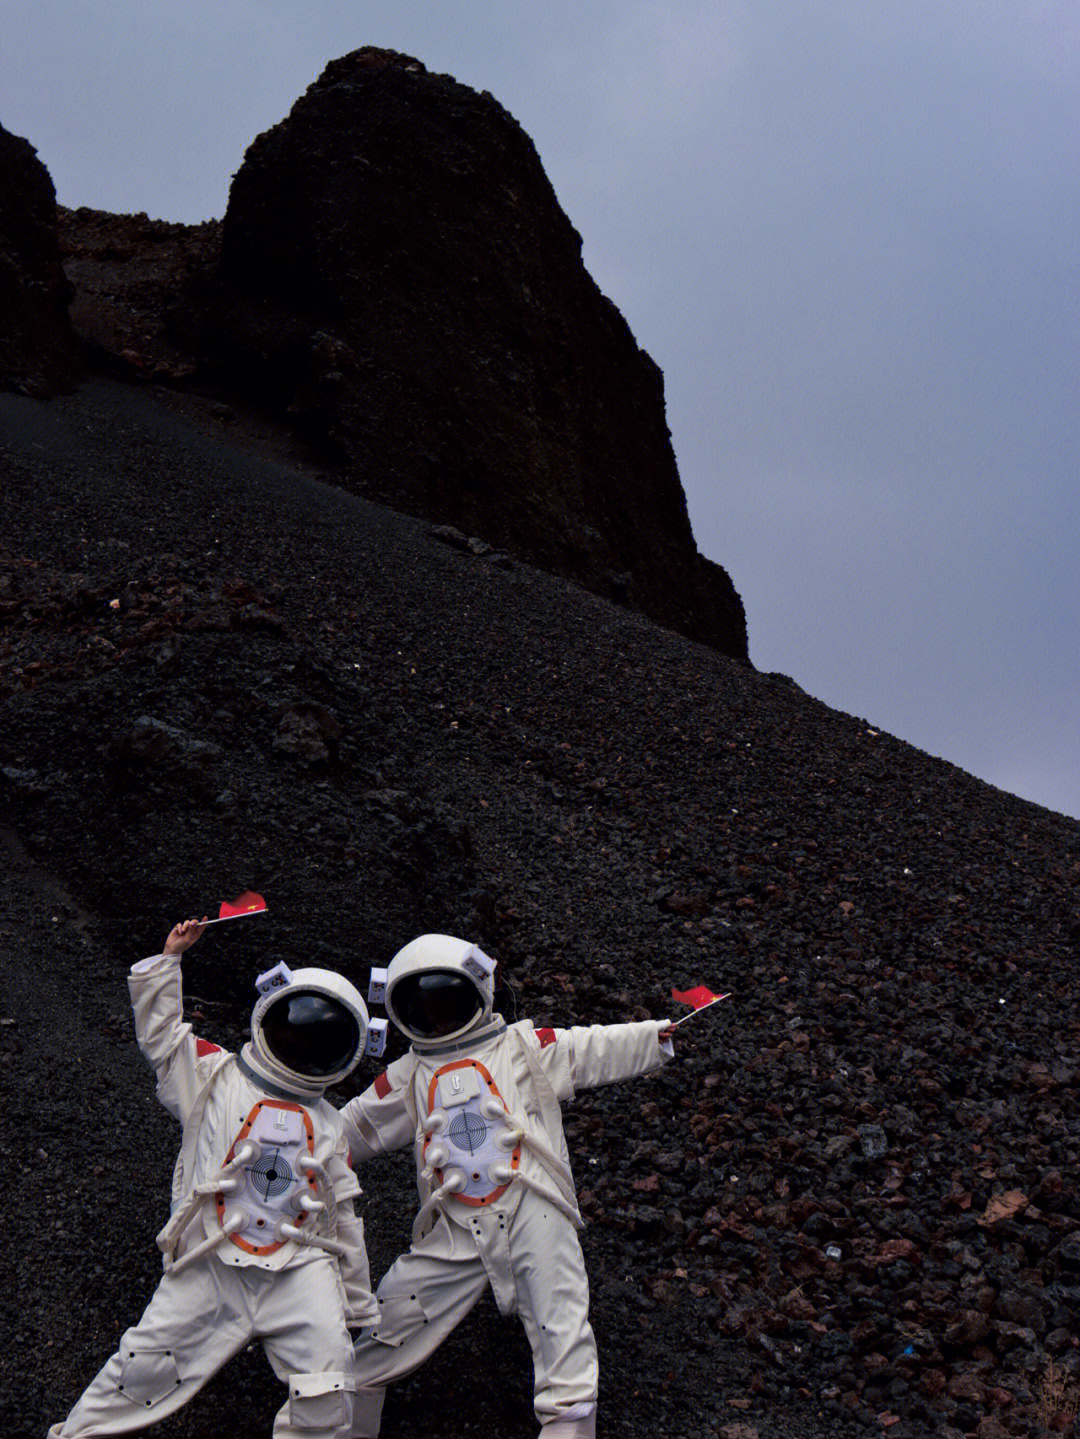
[48,917,380,1439]
[341,934,675,1439]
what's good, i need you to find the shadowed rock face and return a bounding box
[190,48,747,659]
[0,125,81,396]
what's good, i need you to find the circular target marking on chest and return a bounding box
[447,1111,488,1154]
[248,1150,295,1199]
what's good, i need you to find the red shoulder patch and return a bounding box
[535,1027,557,1049]
[195,1038,222,1057]
[373,1071,392,1100]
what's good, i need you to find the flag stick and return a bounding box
[671,993,731,1026]
[198,910,269,928]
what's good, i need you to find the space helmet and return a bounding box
[248,964,369,1096]
[383,934,497,1047]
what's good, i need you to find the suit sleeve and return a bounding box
[127,953,218,1125]
[340,1059,416,1161]
[334,1199,379,1327]
[531,1018,672,1100]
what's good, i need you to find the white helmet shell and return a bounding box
[249,966,369,1094]
[384,934,496,1046]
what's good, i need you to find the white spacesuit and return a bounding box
[49,931,379,1439]
[342,935,673,1439]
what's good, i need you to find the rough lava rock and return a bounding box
[0,124,81,396]
[4,377,1079,1439]
[182,48,747,660]
[57,205,220,384]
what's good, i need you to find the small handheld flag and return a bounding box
[672,984,722,1009]
[200,891,269,927]
[671,984,731,1026]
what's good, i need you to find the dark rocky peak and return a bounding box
[0,124,81,396]
[188,48,747,659]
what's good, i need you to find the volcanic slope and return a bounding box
[2,379,1078,1439]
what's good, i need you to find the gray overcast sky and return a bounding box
[4,2,1078,819]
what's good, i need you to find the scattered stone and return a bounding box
[857,1123,888,1159]
[430,524,471,552]
[979,1190,1030,1228]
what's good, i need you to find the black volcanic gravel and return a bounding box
[2,379,1079,1439]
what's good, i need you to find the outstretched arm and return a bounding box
[535,1017,674,1099]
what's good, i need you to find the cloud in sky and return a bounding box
[3,1,1077,818]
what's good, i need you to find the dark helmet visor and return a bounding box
[392,970,483,1039]
[261,990,361,1077]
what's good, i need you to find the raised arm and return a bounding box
[127,917,212,1123]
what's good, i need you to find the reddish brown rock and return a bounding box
[975,1417,1011,1439]
[57,206,218,382]
[868,1237,922,1267]
[946,1309,992,1345]
[978,1190,1030,1228]
[947,1372,988,1403]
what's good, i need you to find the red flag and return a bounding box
[671,984,723,1009]
[219,891,267,919]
